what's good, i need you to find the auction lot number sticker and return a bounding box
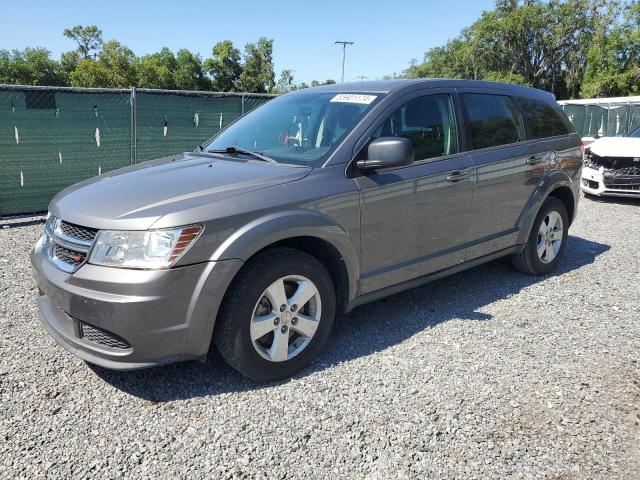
[330,94,378,104]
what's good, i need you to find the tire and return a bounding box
[511,196,569,276]
[214,248,336,381]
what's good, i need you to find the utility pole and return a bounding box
[357,75,368,82]
[335,41,354,83]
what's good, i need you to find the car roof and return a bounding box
[295,78,555,101]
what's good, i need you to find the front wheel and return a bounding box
[511,196,569,275]
[214,248,336,381]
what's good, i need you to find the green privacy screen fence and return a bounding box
[558,96,640,139]
[0,85,274,216]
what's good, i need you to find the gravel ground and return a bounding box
[1,194,639,479]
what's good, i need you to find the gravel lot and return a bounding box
[1,194,639,479]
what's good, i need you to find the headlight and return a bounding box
[44,212,56,236]
[89,225,202,269]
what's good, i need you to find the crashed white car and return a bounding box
[581,126,640,198]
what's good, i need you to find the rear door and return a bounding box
[355,90,474,294]
[458,91,547,260]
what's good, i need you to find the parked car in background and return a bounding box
[581,126,640,198]
[31,79,582,381]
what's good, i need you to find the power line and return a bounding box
[357,75,369,82]
[334,41,354,83]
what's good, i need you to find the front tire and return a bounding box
[214,248,336,381]
[512,196,569,275]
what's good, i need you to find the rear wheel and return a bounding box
[214,248,335,381]
[512,196,568,275]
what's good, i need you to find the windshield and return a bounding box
[204,92,383,166]
[627,126,640,138]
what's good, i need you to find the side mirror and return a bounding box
[357,137,414,172]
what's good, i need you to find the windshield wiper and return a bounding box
[207,146,276,163]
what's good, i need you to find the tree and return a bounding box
[581,1,640,97]
[60,50,81,79]
[137,48,177,89]
[204,40,242,91]
[403,0,620,99]
[239,37,275,93]
[69,40,137,87]
[173,49,207,90]
[0,48,65,86]
[63,25,103,59]
[276,69,295,93]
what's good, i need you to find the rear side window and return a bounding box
[372,93,458,161]
[462,94,525,149]
[518,98,570,138]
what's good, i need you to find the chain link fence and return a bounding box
[558,98,640,139]
[0,85,274,216]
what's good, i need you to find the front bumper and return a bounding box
[31,237,242,370]
[581,166,640,198]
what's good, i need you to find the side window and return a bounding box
[372,94,458,161]
[462,94,525,149]
[518,97,571,138]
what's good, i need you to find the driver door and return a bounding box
[356,91,474,294]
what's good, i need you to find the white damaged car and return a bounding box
[581,126,640,198]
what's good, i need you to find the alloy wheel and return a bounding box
[537,210,564,264]
[250,275,322,362]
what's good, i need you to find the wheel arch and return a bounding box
[515,170,577,246]
[211,210,360,311]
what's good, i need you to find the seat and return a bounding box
[402,98,445,160]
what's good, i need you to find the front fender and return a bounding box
[515,168,577,246]
[212,210,361,302]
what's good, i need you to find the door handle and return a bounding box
[527,155,544,165]
[446,170,470,182]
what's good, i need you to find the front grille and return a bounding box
[603,171,640,190]
[60,221,98,243]
[45,217,97,273]
[53,244,86,266]
[79,321,131,350]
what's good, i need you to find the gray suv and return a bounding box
[31,80,582,381]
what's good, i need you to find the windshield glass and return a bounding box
[627,126,640,138]
[204,92,383,166]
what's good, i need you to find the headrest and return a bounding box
[405,98,440,128]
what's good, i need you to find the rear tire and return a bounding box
[214,248,336,381]
[511,196,568,275]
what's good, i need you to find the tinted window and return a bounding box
[462,94,525,149]
[372,94,458,161]
[627,126,640,138]
[518,98,570,138]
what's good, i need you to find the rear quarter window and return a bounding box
[461,94,525,150]
[518,97,571,138]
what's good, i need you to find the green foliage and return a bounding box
[69,40,137,88]
[136,48,177,90]
[0,26,287,93]
[274,70,337,93]
[581,1,640,97]
[405,0,639,99]
[204,40,242,91]
[239,37,276,93]
[0,48,65,86]
[276,69,295,93]
[173,49,208,90]
[63,25,103,59]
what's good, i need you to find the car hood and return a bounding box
[50,153,312,230]
[588,137,640,158]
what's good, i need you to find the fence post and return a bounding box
[241,94,245,116]
[130,87,137,165]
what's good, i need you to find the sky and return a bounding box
[1,0,495,85]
